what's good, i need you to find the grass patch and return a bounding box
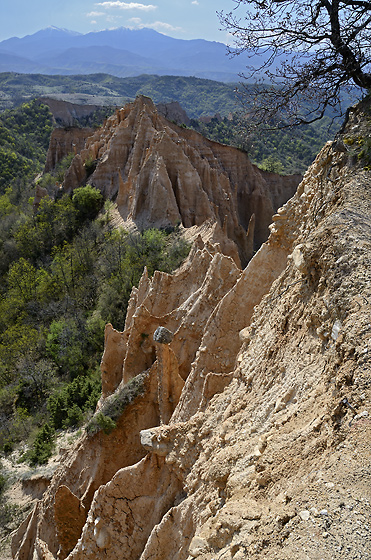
[86,373,146,436]
[0,462,20,537]
[357,136,371,168]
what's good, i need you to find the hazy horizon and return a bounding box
[0,0,231,44]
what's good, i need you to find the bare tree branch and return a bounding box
[219,0,371,128]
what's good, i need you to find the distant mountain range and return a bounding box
[0,26,252,82]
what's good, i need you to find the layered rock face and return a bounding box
[13,102,371,560]
[12,241,242,560]
[44,128,94,173]
[61,96,300,266]
[39,98,102,128]
[156,101,191,126]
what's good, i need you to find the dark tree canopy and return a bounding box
[219,0,371,127]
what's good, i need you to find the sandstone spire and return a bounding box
[60,96,300,267]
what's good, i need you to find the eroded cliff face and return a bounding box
[13,102,371,560]
[44,128,94,173]
[60,95,300,266]
[39,98,102,128]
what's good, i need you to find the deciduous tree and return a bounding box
[219,0,371,127]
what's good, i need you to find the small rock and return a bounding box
[239,327,251,343]
[353,410,369,422]
[292,245,307,274]
[320,509,329,516]
[332,140,348,153]
[299,510,310,521]
[322,532,329,538]
[153,326,174,344]
[140,428,171,456]
[331,320,342,341]
[188,536,209,557]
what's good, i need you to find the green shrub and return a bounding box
[46,318,87,378]
[2,440,13,454]
[15,359,57,413]
[0,472,6,494]
[259,155,284,174]
[86,412,116,435]
[27,423,55,466]
[86,373,146,436]
[0,465,19,536]
[55,153,74,182]
[358,136,371,167]
[84,157,98,178]
[47,374,101,429]
[65,404,84,428]
[72,184,103,221]
[102,373,146,420]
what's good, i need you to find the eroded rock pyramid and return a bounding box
[60,95,300,266]
[12,100,371,560]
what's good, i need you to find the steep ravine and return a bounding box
[11,100,371,560]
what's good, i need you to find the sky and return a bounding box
[0,0,235,43]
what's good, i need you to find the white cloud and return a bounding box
[96,2,157,10]
[125,17,182,33]
[140,21,182,32]
[87,11,105,17]
[106,15,122,22]
[90,20,97,24]
[191,1,199,4]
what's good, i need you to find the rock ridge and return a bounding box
[59,95,300,266]
[12,100,371,560]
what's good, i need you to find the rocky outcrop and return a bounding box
[199,113,222,124]
[12,368,160,560]
[33,183,49,211]
[101,238,241,397]
[156,101,190,126]
[13,102,371,560]
[54,486,86,559]
[39,98,102,128]
[43,100,191,173]
[44,128,94,173]
[12,240,242,560]
[62,96,300,266]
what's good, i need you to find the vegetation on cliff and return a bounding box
[190,112,336,174]
[0,190,189,464]
[1,89,366,472]
[0,99,53,191]
[0,101,190,468]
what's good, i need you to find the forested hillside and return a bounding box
[0,73,239,117]
[0,99,53,189]
[0,83,367,559]
[190,113,336,175]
